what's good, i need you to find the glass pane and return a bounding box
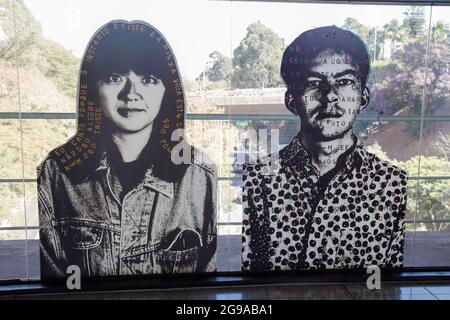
[19,0,232,114]
[404,180,419,267]
[17,77,76,113]
[185,119,226,176]
[364,6,431,117]
[415,178,450,227]
[185,119,298,178]
[357,119,421,175]
[13,0,77,113]
[411,121,450,267]
[21,119,76,178]
[26,229,39,280]
[0,119,23,179]
[1,0,445,278]
[408,178,450,267]
[217,179,241,272]
[24,182,38,231]
[218,179,241,233]
[0,0,28,283]
[416,120,450,177]
[185,0,232,115]
[187,94,229,115]
[408,118,450,269]
[410,230,450,268]
[0,182,25,228]
[0,230,27,281]
[0,0,19,113]
[230,2,431,117]
[425,6,450,116]
[227,118,420,172]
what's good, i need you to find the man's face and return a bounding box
[294,49,369,140]
[97,70,166,132]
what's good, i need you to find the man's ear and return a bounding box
[360,87,370,112]
[285,90,299,115]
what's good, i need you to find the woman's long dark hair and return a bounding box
[50,20,188,182]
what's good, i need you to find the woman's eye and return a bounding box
[142,76,159,85]
[336,79,355,86]
[108,74,123,83]
[307,80,321,88]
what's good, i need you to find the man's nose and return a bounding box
[326,89,339,104]
[119,78,142,101]
[320,83,339,104]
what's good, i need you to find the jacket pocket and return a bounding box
[54,218,107,277]
[121,229,202,274]
[162,229,202,273]
[157,246,199,274]
[56,218,104,250]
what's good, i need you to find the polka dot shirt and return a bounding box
[242,135,408,271]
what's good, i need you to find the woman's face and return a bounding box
[97,70,166,132]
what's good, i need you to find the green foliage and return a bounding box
[205,51,232,83]
[367,145,450,232]
[0,0,79,234]
[33,39,79,97]
[203,21,285,89]
[231,21,284,89]
[402,6,426,38]
[343,17,372,44]
[0,0,42,62]
[366,142,401,167]
[0,0,79,98]
[402,156,450,231]
[343,17,383,61]
[349,9,450,140]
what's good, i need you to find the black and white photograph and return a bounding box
[3,0,450,302]
[242,26,408,271]
[37,20,217,279]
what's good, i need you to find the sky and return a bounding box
[23,0,450,80]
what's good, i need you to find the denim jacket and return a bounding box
[38,149,217,279]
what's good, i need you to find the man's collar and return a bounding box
[95,150,174,199]
[281,133,368,171]
[349,141,370,170]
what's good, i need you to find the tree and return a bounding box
[0,0,41,61]
[383,19,409,57]
[402,6,426,38]
[401,156,450,232]
[367,145,450,232]
[205,51,232,82]
[433,132,450,163]
[232,21,284,89]
[343,17,384,61]
[431,21,450,44]
[0,0,79,97]
[359,7,450,138]
[343,17,372,44]
[0,0,80,235]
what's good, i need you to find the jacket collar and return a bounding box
[142,170,175,199]
[95,150,174,199]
